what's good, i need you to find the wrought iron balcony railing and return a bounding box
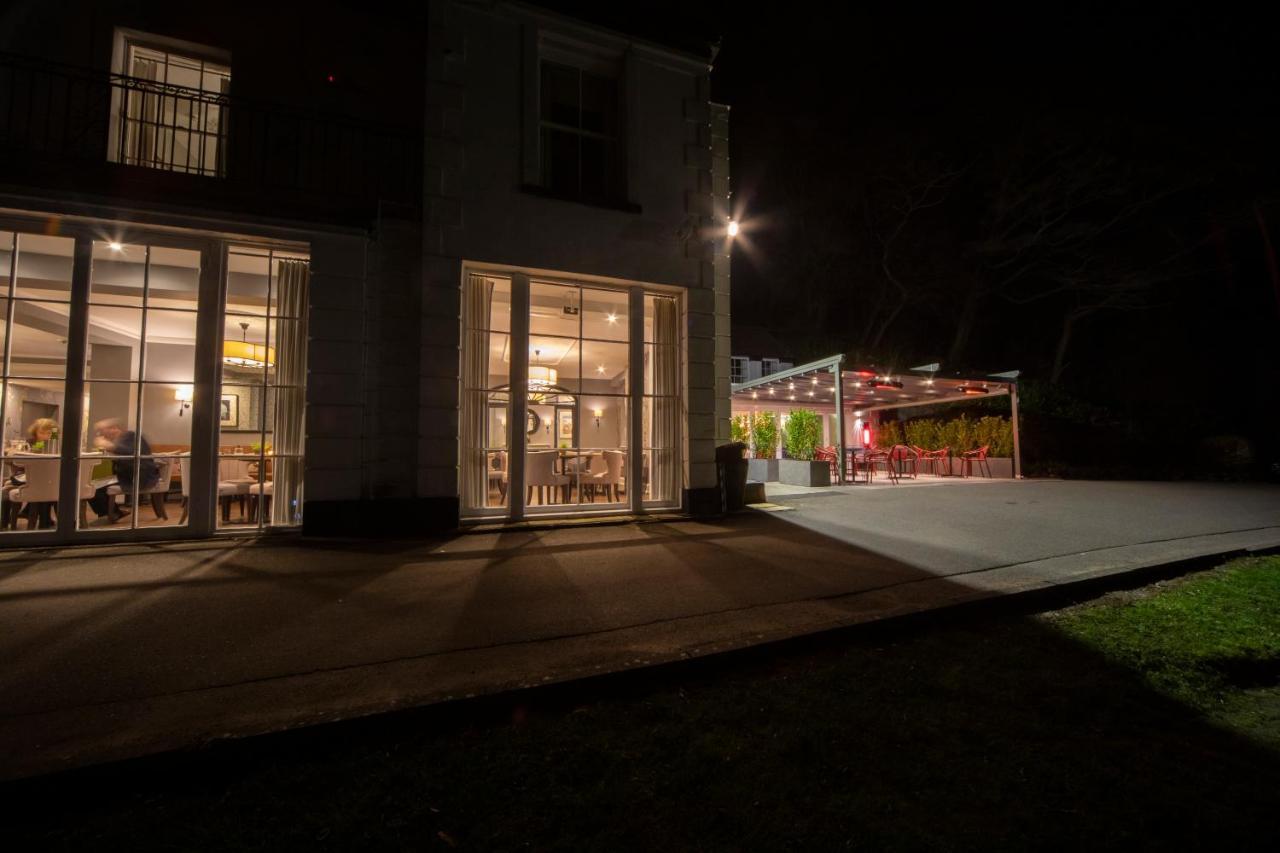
[0,53,421,223]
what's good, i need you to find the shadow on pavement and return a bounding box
[5,557,1279,850]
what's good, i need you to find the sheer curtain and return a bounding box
[651,296,679,503]
[460,274,490,509]
[271,259,308,525]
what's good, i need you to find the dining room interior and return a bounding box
[461,272,682,518]
[0,229,308,535]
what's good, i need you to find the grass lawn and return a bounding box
[8,556,1280,851]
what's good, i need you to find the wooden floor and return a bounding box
[5,493,264,532]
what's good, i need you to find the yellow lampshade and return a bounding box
[223,339,275,368]
[528,365,557,387]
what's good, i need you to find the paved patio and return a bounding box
[1,478,1278,779]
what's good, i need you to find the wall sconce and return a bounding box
[592,407,603,427]
[175,384,194,417]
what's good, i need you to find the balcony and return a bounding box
[0,53,421,226]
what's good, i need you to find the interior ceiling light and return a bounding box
[606,313,618,324]
[223,321,274,369]
[956,384,989,395]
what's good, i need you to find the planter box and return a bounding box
[748,458,779,482]
[779,458,832,487]
[955,456,1014,478]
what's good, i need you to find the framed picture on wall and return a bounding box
[220,394,239,428]
[556,407,574,444]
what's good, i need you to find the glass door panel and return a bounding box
[1,232,74,536]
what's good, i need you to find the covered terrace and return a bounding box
[730,355,1023,484]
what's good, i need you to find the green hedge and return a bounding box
[880,415,1014,456]
[750,412,779,459]
[783,409,823,460]
[730,414,750,445]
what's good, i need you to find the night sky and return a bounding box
[553,2,1280,473]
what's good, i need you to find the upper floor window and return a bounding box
[730,356,747,384]
[762,358,780,376]
[109,30,231,177]
[539,60,621,203]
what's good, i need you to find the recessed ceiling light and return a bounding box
[597,365,605,374]
[606,313,618,324]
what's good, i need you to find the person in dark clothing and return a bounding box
[88,418,159,521]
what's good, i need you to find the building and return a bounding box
[0,0,731,545]
[729,324,793,383]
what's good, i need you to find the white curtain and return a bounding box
[271,259,308,525]
[460,274,491,509]
[651,296,679,503]
[125,58,161,166]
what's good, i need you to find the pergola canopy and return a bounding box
[731,354,1018,414]
[731,354,1023,479]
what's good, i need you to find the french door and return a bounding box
[460,268,682,521]
[0,217,307,545]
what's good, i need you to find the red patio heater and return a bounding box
[861,422,873,448]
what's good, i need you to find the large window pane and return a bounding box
[1,379,66,533]
[583,340,628,394]
[144,310,198,382]
[8,301,71,378]
[225,249,270,316]
[146,247,201,310]
[90,240,146,306]
[581,288,627,342]
[83,382,139,452]
[528,335,579,393]
[529,282,579,338]
[15,234,74,301]
[86,306,142,380]
[141,383,192,454]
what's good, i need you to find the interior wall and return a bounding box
[87,344,134,435]
[3,383,64,445]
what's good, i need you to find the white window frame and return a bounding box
[107,28,232,176]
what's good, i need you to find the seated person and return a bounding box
[88,418,159,521]
[27,417,59,453]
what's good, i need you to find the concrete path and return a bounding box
[2,479,1278,779]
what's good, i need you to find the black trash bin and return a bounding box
[716,442,749,512]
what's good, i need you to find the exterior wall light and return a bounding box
[727,220,740,237]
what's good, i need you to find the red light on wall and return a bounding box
[862,423,872,446]
[326,73,336,83]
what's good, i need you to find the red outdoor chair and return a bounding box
[888,445,916,480]
[960,444,992,478]
[918,445,951,476]
[814,445,839,484]
[845,447,874,484]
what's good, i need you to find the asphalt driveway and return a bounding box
[2,478,1277,778]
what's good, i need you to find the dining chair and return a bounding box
[106,454,177,523]
[487,450,509,502]
[6,456,59,530]
[249,480,273,523]
[587,450,625,502]
[525,450,569,506]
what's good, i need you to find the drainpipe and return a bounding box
[1010,382,1023,479]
